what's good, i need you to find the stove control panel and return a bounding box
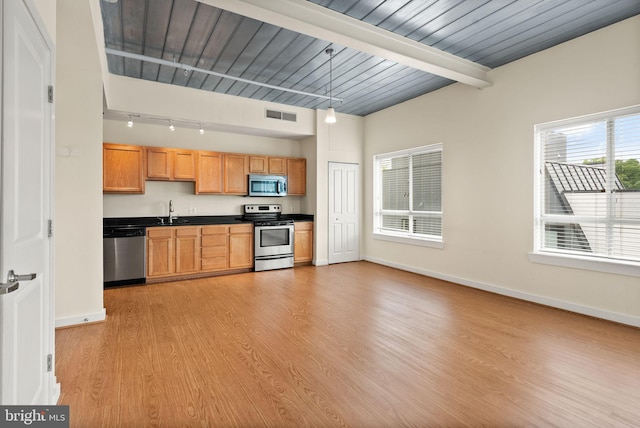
[244,204,282,214]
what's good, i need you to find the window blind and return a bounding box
[375,144,442,241]
[536,106,640,263]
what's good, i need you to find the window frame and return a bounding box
[530,105,640,277]
[373,143,444,249]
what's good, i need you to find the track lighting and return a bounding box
[325,47,336,125]
[127,115,133,128]
[169,120,175,132]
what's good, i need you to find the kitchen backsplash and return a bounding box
[103,181,302,218]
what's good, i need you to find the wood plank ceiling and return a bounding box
[100,0,640,116]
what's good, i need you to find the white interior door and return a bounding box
[1,0,56,404]
[328,162,359,264]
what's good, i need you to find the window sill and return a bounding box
[528,251,640,278]
[373,232,444,249]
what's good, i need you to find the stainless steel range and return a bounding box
[243,204,294,271]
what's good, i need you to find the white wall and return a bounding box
[103,120,309,218]
[54,0,105,326]
[32,0,56,44]
[312,110,364,265]
[363,16,640,325]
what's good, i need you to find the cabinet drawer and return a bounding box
[202,246,226,258]
[201,225,228,235]
[148,228,173,238]
[202,234,227,247]
[201,257,226,270]
[294,221,313,231]
[229,224,253,234]
[176,226,198,236]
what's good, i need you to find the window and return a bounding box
[374,144,443,247]
[533,106,640,273]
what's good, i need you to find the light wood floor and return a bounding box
[56,262,640,427]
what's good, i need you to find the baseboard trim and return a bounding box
[55,308,107,328]
[364,256,640,328]
[314,259,329,266]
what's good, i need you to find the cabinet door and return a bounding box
[229,224,254,269]
[294,222,313,263]
[173,149,195,181]
[195,151,223,194]
[268,157,287,175]
[175,227,199,274]
[287,158,306,196]
[146,147,173,180]
[147,228,174,277]
[224,154,249,194]
[103,143,145,193]
[249,156,268,174]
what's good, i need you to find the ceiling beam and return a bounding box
[198,0,492,89]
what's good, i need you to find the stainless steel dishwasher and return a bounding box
[103,226,146,287]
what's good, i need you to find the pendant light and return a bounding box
[169,120,175,132]
[127,115,133,128]
[325,48,336,124]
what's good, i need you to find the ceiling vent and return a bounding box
[265,109,297,122]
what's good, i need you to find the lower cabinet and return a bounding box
[146,222,310,282]
[229,224,254,269]
[294,221,313,264]
[147,223,255,281]
[147,226,199,279]
[200,224,254,272]
[175,227,199,274]
[200,225,228,272]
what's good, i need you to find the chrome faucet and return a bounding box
[169,200,177,225]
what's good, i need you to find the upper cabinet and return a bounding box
[103,143,145,194]
[146,147,195,181]
[249,156,287,175]
[223,154,249,195]
[195,151,223,194]
[287,158,306,196]
[104,143,306,196]
[249,156,268,174]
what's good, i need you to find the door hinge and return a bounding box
[47,354,52,372]
[48,86,54,103]
[48,219,54,238]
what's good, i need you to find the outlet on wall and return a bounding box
[188,207,196,215]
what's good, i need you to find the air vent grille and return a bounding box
[265,109,297,122]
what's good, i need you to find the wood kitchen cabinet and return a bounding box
[287,157,306,196]
[146,147,196,181]
[200,224,254,272]
[175,227,199,274]
[103,143,145,193]
[294,221,313,264]
[147,226,199,279]
[249,156,268,174]
[147,228,174,277]
[249,156,287,175]
[200,225,228,272]
[229,224,254,269]
[224,154,249,194]
[195,151,223,194]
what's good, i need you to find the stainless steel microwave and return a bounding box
[248,174,287,197]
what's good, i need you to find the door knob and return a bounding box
[7,270,36,283]
[0,270,36,295]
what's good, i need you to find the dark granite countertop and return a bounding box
[104,214,314,229]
